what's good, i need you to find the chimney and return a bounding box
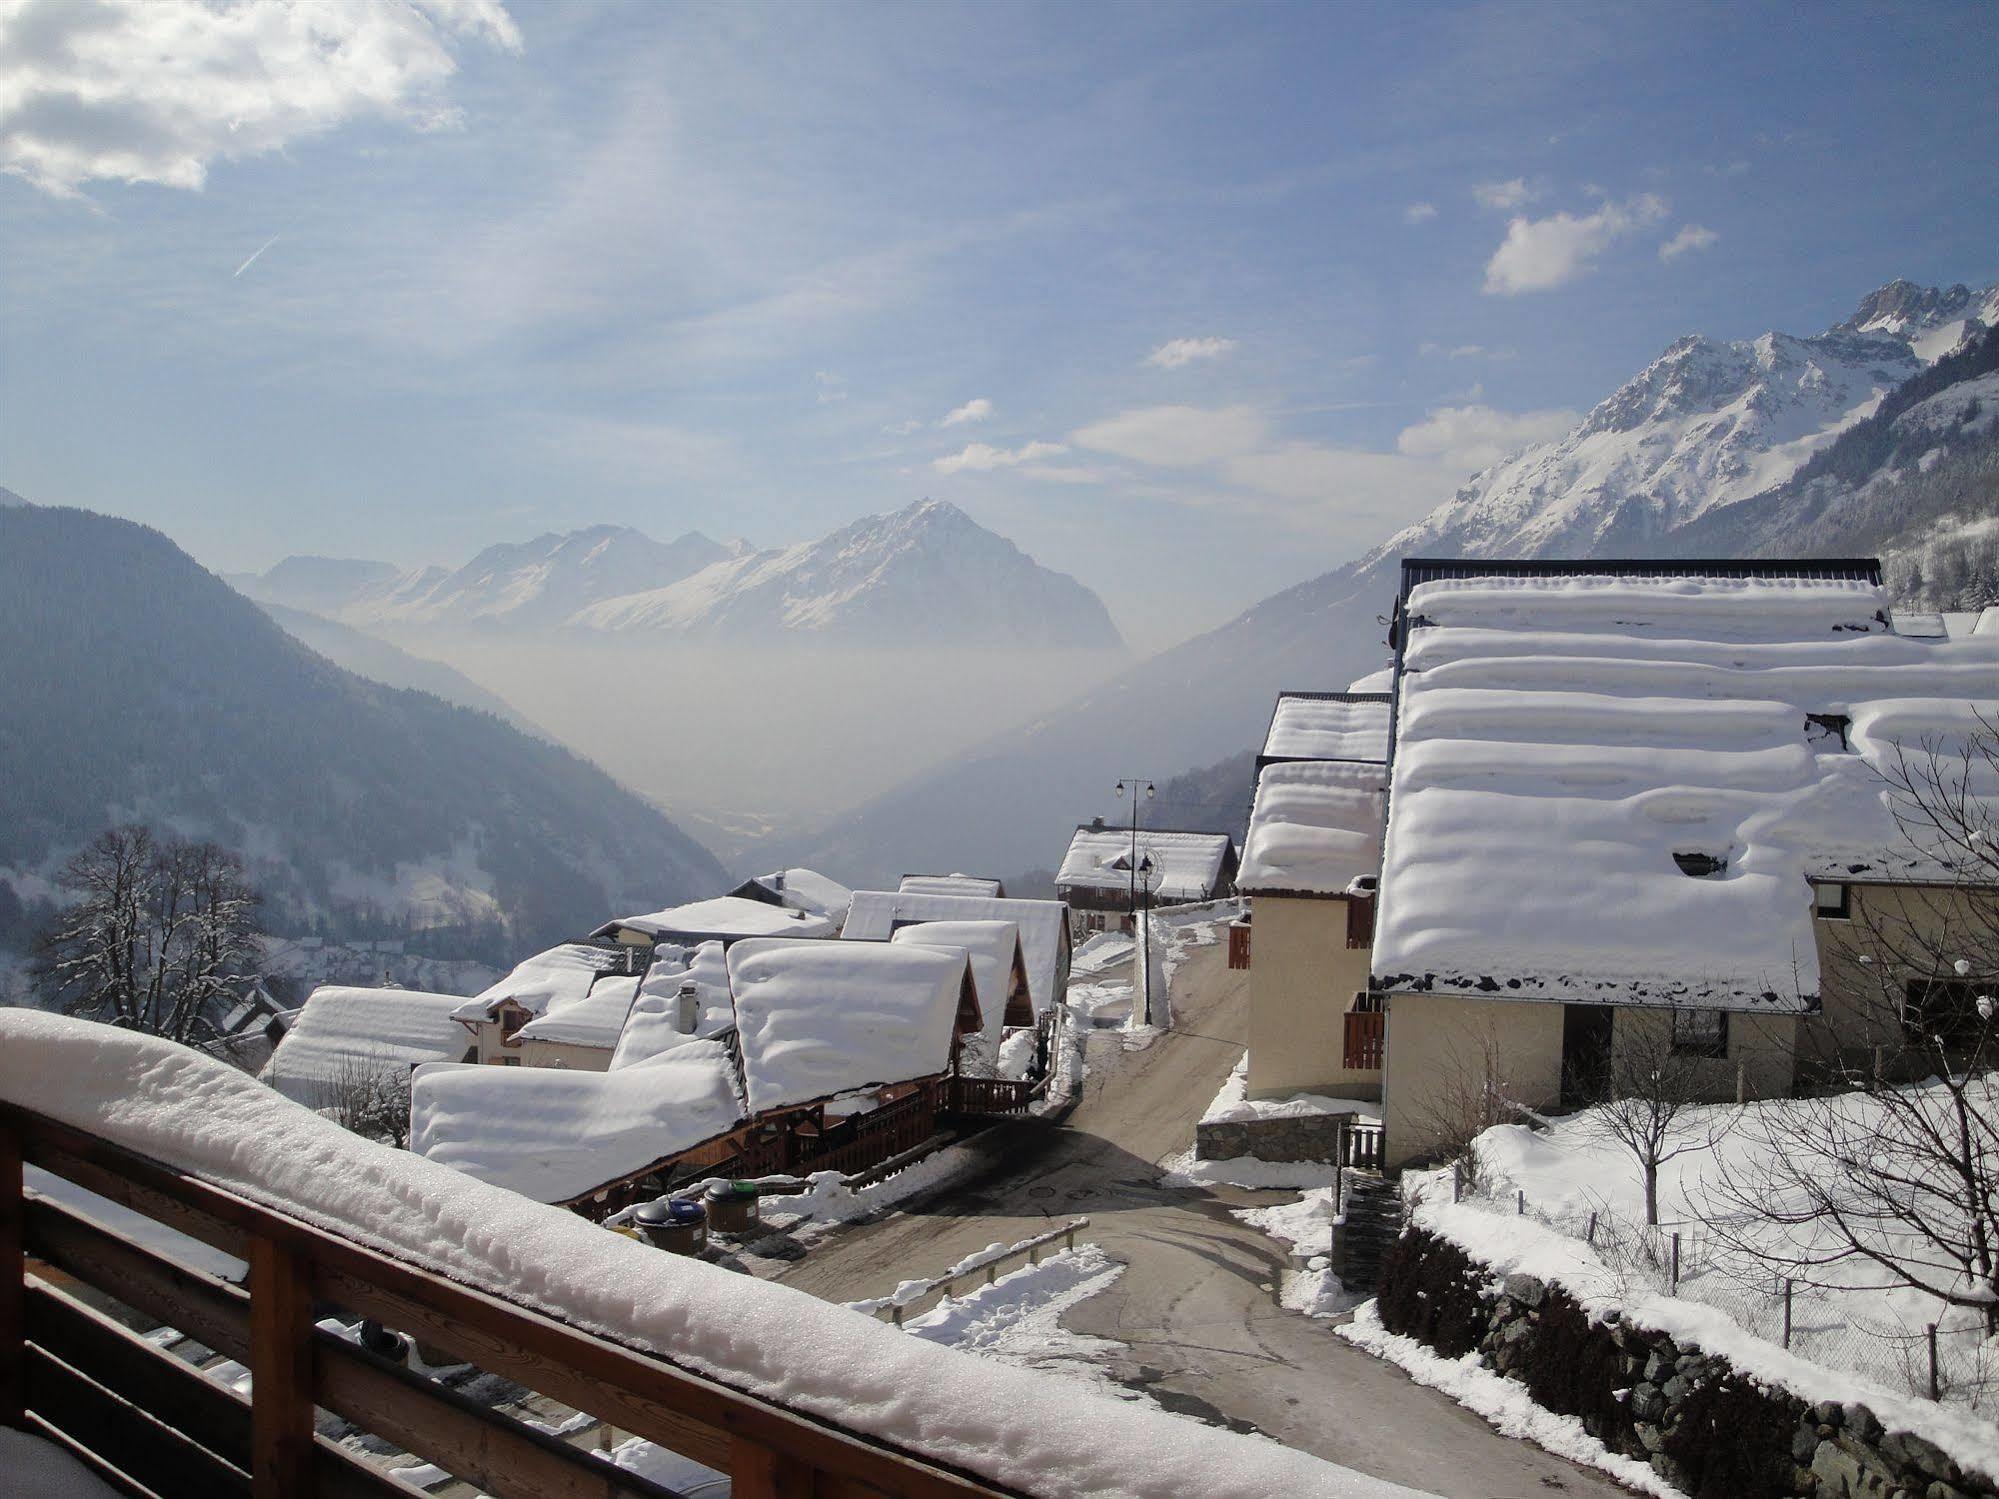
[773,870,786,893]
[677,981,699,1035]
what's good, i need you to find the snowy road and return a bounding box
[775,940,1636,1499]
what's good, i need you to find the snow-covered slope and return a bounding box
[573,499,1125,649]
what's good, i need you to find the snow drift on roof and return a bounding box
[897,874,1003,897]
[1261,695,1391,764]
[1375,571,1999,1009]
[261,987,471,1106]
[598,895,835,943]
[726,938,970,1115]
[610,942,735,1070]
[889,919,1025,1054]
[741,868,854,925]
[514,973,640,1050]
[1239,761,1389,896]
[410,1040,744,1203]
[1,1012,1412,1499]
[1056,829,1234,903]
[842,891,1069,1015]
[452,944,624,1023]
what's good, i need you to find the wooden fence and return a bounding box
[944,1077,1037,1119]
[1226,922,1251,971]
[792,1085,941,1178]
[0,1103,1022,1499]
[1342,1010,1385,1071]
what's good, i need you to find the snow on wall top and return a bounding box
[610,942,735,1069]
[843,891,1069,1016]
[0,1014,1410,1499]
[888,919,1024,1053]
[515,973,640,1050]
[1238,761,1389,897]
[598,896,835,944]
[410,1040,745,1203]
[897,874,1003,897]
[261,986,472,1106]
[1056,829,1235,903]
[725,938,970,1115]
[1261,694,1391,764]
[451,944,625,1023]
[738,868,854,926]
[1375,571,1999,1009]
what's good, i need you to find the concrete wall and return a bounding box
[517,1038,616,1072]
[1381,993,1565,1170]
[1243,894,1380,1101]
[1607,1006,1798,1101]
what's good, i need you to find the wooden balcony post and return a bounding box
[248,1236,315,1497]
[1,1121,22,1428]
[732,1436,816,1498]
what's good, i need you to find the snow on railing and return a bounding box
[849,1219,1092,1325]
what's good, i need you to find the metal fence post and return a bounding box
[1586,1211,1598,1246]
[1782,1279,1794,1349]
[1670,1232,1682,1292]
[1516,1188,1525,1216]
[1928,1324,1940,1401]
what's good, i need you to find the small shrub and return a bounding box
[1663,1371,1801,1499]
[1376,1227,1490,1358]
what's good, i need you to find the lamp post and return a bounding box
[1114,777,1156,1025]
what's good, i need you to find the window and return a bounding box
[1804,713,1852,751]
[1673,851,1727,878]
[1670,1008,1728,1057]
[1813,882,1850,919]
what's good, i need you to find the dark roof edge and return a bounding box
[1398,556,1884,591]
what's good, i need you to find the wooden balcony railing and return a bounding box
[1343,1010,1385,1072]
[0,1103,1018,1499]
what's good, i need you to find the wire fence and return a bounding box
[1449,1174,1999,1411]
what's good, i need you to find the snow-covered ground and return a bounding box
[896,1245,1140,1395]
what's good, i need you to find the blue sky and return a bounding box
[4,0,1997,650]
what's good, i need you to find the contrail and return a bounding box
[233,234,281,278]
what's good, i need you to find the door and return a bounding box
[1561,1004,1614,1107]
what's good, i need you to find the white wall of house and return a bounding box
[1244,895,1380,1102]
[516,1038,617,1072]
[1381,992,1565,1171]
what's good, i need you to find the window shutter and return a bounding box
[1346,897,1375,949]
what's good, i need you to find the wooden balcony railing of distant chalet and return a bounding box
[0,1104,1021,1499]
[1343,1009,1385,1071]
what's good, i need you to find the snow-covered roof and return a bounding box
[842,891,1070,1015]
[1238,761,1389,897]
[897,874,1003,898]
[725,938,972,1115]
[1259,692,1391,765]
[451,944,627,1023]
[1375,569,1999,1010]
[261,987,472,1106]
[733,868,854,926]
[609,942,735,1069]
[1,1011,1417,1499]
[1347,667,1395,693]
[514,973,640,1050]
[410,1041,745,1203]
[595,896,835,944]
[1056,829,1236,903]
[888,919,1027,1053]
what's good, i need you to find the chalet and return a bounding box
[725,866,856,930]
[887,918,1036,1072]
[592,894,836,948]
[1367,558,1999,1167]
[261,985,476,1107]
[1055,825,1237,938]
[448,943,633,1068]
[842,888,1073,1018]
[898,873,1006,897]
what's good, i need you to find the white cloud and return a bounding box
[1419,342,1499,360]
[1404,202,1439,224]
[934,439,1067,474]
[940,397,994,426]
[1472,178,1539,211]
[814,370,847,404]
[1146,336,1237,370]
[1659,223,1720,261]
[1071,405,1269,469]
[1395,403,1578,472]
[1482,193,1668,295]
[883,418,922,436]
[0,0,520,196]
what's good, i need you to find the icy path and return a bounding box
[775,940,1638,1499]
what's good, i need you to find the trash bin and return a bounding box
[632,1197,707,1255]
[704,1180,761,1234]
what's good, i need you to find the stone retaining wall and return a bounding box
[1376,1225,1996,1499]
[1194,1113,1345,1162]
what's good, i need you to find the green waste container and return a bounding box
[705,1180,761,1234]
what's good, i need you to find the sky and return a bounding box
[3,0,1998,652]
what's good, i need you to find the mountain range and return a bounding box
[758,277,1999,885]
[1,502,725,958]
[236,500,1124,650]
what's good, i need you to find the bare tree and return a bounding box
[35,825,264,1044]
[1707,723,1999,1332]
[321,1056,414,1149]
[1586,1011,1733,1226]
[1407,1019,1528,1187]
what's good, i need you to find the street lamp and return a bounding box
[1114,777,1157,1025]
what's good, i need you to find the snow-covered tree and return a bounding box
[35,825,263,1045]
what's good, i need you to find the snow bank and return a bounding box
[844,891,1071,1016]
[1057,828,1235,904]
[1261,692,1392,764]
[0,1013,1412,1498]
[1376,570,1999,1008]
[609,942,734,1069]
[1238,760,1388,896]
[409,1041,744,1202]
[726,938,968,1114]
[261,986,472,1105]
